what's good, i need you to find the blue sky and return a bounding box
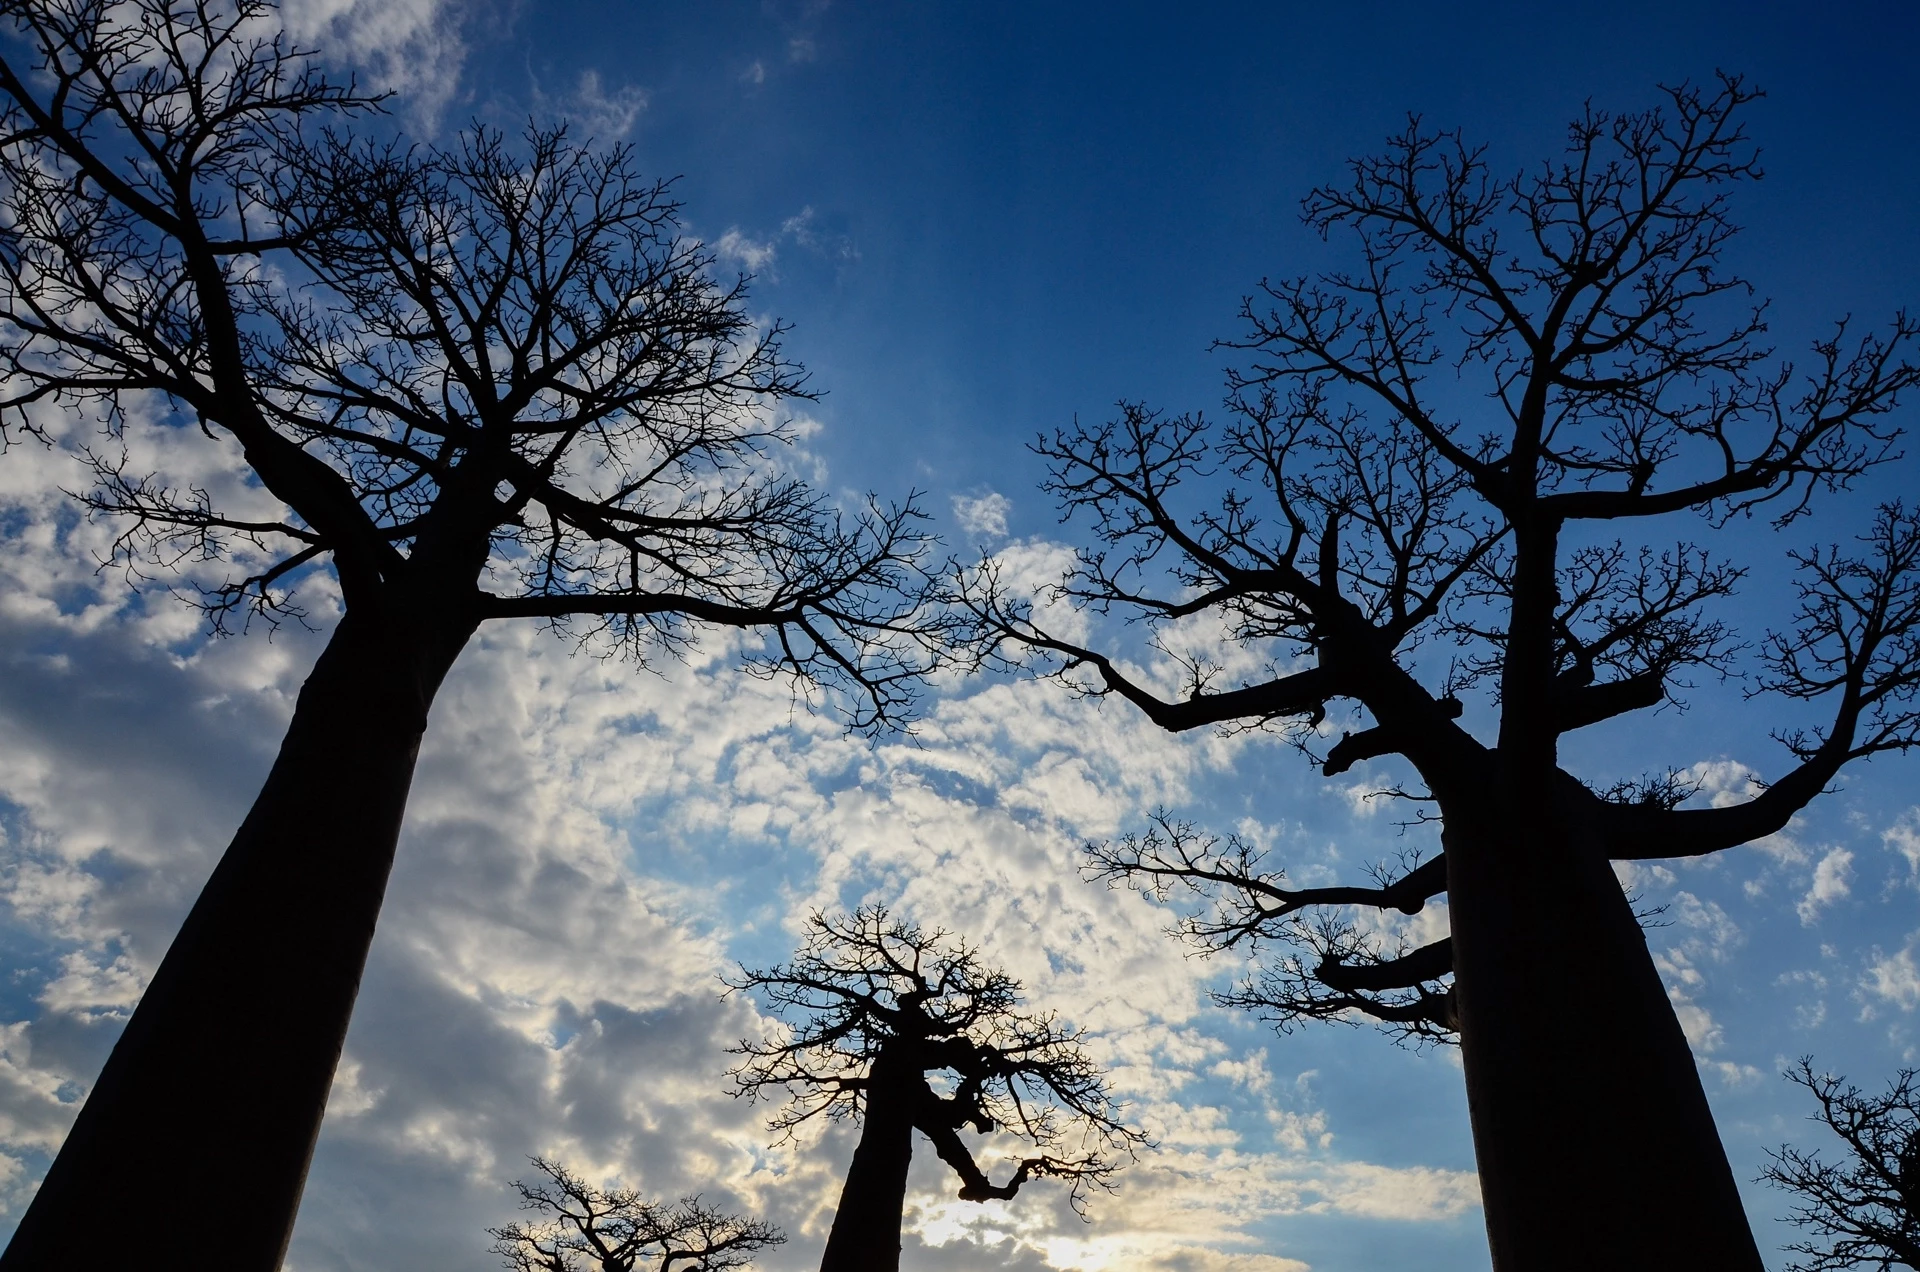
[2,3,1919,1270]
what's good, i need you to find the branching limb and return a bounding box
[1323,697,1463,773]
[1087,813,1448,952]
[1218,912,1457,1046]
[915,1098,1118,1217]
[1316,937,1453,993]
[1601,504,1920,859]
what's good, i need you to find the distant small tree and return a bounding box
[1762,1058,1920,1271]
[490,1158,782,1272]
[725,909,1144,1272]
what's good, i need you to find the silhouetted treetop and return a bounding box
[726,908,1143,1213]
[0,0,944,728]
[1251,76,1905,521]
[490,1158,782,1272]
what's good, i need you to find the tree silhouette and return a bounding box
[726,909,1143,1272]
[958,77,1920,1269]
[490,1158,782,1272]
[1762,1058,1920,1271]
[0,3,940,1267]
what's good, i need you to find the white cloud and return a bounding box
[1339,781,1394,818]
[1797,846,1854,924]
[1319,1161,1481,1221]
[715,229,779,274]
[952,491,1012,540]
[36,952,144,1020]
[1138,1254,1310,1272]
[281,0,469,127]
[1865,940,1920,1011]
[1686,759,1765,809]
[709,208,861,280]
[1702,1060,1765,1089]
[1886,809,1920,885]
[1668,993,1723,1053]
[1209,1050,1272,1095]
[569,69,649,141]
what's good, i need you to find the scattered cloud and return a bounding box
[1886,809,1920,886]
[1798,846,1854,924]
[1684,758,1805,863]
[1702,1059,1765,1088]
[708,208,858,282]
[568,69,650,140]
[1685,759,1766,808]
[1777,967,1831,1030]
[1655,892,1745,1059]
[952,491,1012,539]
[1140,1254,1311,1272]
[715,229,779,274]
[781,207,859,262]
[281,0,471,127]
[1,334,1910,1272]
[1865,940,1920,1012]
[1338,782,1395,818]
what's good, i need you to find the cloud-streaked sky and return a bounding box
[4,3,1920,1270]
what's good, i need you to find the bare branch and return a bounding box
[1601,504,1920,859]
[1761,1059,1920,1272]
[490,1158,782,1272]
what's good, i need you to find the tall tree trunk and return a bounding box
[1447,773,1764,1272]
[819,1050,919,1272]
[0,604,475,1272]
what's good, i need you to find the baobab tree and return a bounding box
[1762,1058,1920,1271]
[490,1158,783,1272]
[0,3,939,1268]
[959,77,1920,1269]
[726,909,1143,1272]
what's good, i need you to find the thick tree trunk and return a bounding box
[0,605,473,1272]
[819,1050,919,1272]
[1446,774,1764,1272]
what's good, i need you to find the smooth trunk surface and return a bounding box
[1447,780,1764,1272]
[0,608,470,1272]
[819,1050,917,1272]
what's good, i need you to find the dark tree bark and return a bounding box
[1446,788,1758,1268]
[817,1048,918,1272]
[2,604,474,1269]
[959,76,1920,1271]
